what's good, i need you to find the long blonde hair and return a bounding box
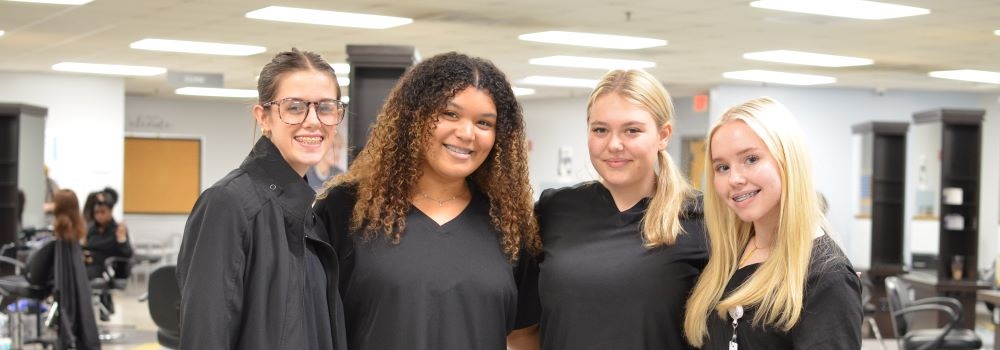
[587,69,693,246]
[684,97,823,346]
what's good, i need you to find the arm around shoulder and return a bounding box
[176,186,251,349]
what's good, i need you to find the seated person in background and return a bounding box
[306,132,345,192]
[84,194,133,280]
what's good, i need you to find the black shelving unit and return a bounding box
[904,108,986,330]
[345,45,418,164]
[0,103,48,276]
[851,121,908,336]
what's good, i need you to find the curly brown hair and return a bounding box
[319,52,539,260]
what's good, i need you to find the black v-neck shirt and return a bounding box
[314,184,520,350]
[702,234,863,350]
[516,181,709,350]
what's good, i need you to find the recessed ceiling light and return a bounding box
[4,0,92,4]
[245,6,413,29]
[518,31,666,50]
[743,50,873,67]
[994,29,1000,36]
[512,87,536,96]
[175,87,257,98]
[722,70,836,85]
[529,55,656,70]
[52,62,166,76]
[0,30,5,37]
[331,63,350,74]
[521,76,600,88]
[928,70,1000,84]
[341,96,350,103]
[750,0,929,20]
[130,39,266,56]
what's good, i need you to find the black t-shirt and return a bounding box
[314,184,520,350]
[703,234,863,350]
[516,181,709,350]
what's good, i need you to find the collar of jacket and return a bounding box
[241,136,315,225]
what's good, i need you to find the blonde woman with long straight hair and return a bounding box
[683,97,861,349]
[509,69,708,350]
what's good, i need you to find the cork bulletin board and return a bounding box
[123,137,201,214]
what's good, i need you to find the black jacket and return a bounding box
[54,240,100,350]
[84,219,133,279]
[176,137,347,350]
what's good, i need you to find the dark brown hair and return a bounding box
[320,52,540,259]
[257,48,340,103]
[53,189,86,241]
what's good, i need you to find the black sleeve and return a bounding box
[112,222,134,258]
[176,187,249,350]
[512,188,557,329]
[314,184,357,292]
[790,264,863,349]
[513,250,540,329]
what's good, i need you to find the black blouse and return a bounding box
[703,234,863,350]
[314,184,523,350]
[516,181,709,350]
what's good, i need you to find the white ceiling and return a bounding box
[1,0,998,99]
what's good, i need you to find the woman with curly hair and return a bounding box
[314,51,539,350]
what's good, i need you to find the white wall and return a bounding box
[0,71,125,221]
[522,95,707,197]
[123,95,256,241]
[980,93,1000,269]
[707,84,995,268]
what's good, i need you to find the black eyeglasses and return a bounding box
[262,98,347,126]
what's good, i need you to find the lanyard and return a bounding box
[728,305,744,350]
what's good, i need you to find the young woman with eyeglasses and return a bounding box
[176,48,348,350]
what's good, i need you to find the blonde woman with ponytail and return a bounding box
[509,69,707,350]
[683,97,861,349]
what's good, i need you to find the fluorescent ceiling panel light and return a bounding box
[331,63,350,74]
[743,50,873,67]
[518,31,666,50]
[521,76,600,88]
[994,29,1000,36]
[722,69,836,85]
[512,87,535,96]
[245,6,412,29]
[130,39,266,56]
[338,77,350,86]
[0,30,5,37]
[52,62,165,76]
[4,0,92,4]
[341,96,350,103]
[175,87,257,98]
[750,0,929,20]
[928,70,1000,84]
[529,55,655,70]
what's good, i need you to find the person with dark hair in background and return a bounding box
[84,192,132,280]
[314,52,539,350]
[176,48,347,350]
[306,132,345,192]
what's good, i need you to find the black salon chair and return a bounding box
[884,276,981,350]
[147,265,180,349]
[0,241,57,349]
[90,256,131,320]
[860,277,886,350]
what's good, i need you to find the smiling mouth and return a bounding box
[733,190,760,202]
[444,144,472,155]
[294,136,323,145]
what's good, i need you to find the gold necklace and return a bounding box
[738,235,762,267]
[419,192,459,207]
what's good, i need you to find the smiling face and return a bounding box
[419,86,498,183]
[587,93,671,195]
[710,120,783,230]
[252,69,340,175]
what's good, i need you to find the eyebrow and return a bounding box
[588,120,646,126]
[446,101,497,118]
[711,146,759,163]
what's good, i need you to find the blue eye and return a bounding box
[746,154,760,165]
[714,164,729,173]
